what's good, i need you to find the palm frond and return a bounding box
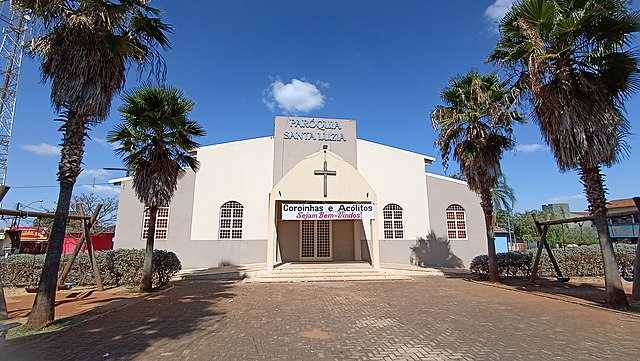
[431,70,522,194]
[109,84,205,208]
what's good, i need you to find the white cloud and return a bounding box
[79,184,120,196]
[79,169,111,179]
[21,143,61,156]
[93,137,118,150]
[548,194,586,202]
[485,0,516,24]
[515,143,550,153]
[264,78,326,113]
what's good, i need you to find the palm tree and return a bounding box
[18,0,171,329]
[488,0,639,309]
[108,84,205,292]
[492,173,516,214]
[432,70,523,282]
[492,173,516,245]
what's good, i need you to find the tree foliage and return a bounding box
[32,192,118,234]
[108,84,205,292]
[492,173,516,213]
[432,69,524,283]
[504,209,598,246]
[18,0,172,329]
[489,0,639,309]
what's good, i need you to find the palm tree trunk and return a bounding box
[580,165,629,309]
[26,115,86,329]
[481,189,500,282]
[140,205,157,292]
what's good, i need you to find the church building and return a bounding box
[111,116,488,270]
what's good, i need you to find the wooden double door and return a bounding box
[299,220,332,261]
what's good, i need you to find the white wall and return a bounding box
[191,137,274,241]
[357,140,431,240]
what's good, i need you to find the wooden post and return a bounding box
[58,204,102,287]
[0,272,6,320]
[0,185,10,320]
[529,214,548,282]
[543,239,564,279]
[632,197,640,301]
[78,206,104,291]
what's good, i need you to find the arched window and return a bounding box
[383,204,404,239]
[142,207,170,240]
[219,201,243,239]
[446,204,467,240]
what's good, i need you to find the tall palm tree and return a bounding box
[492,173,516,213]
[108,84,205,292]
[492,173,516,244]
[432,70,523,282]
[18,0,171,329]
[488,0,639,309]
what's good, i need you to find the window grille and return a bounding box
[446,204,467,240]
[142,207,170,240]
[383,204,404,239]
[220,201,243,239]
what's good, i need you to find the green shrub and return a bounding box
[0,249,181,288]
[152,250,182,287]
[0,254,45,287]
[471,244,637,279]
[469,255,489,278]
[470,252,531,279]
[111,249,145,287]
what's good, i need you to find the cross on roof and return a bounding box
[314,153,337,198]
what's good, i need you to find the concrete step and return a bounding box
[274,264,373,270]
[270,268,376,274]
[245,274,413,283]
[178,271,255,281]
[259,271,383,278]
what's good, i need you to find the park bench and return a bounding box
[0,322,21,349]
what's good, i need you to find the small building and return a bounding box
[0,226,114,255]
[494,227,509,253]
[606,199,639,241]
[111,116,489,270]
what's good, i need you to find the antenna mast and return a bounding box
[0,1,32,186]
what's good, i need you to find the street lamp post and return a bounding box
[13,200,43,228]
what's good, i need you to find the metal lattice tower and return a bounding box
[0,1,31,186]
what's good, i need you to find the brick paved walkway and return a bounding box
[2,277,639,360]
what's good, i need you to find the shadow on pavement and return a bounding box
[500,278,621,306]
[1,280,236,360]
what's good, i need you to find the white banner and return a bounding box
[282,203,375,221]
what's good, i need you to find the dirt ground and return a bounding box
[497,276,639,309]
[3,285,143,321]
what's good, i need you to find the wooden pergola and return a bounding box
[0,186,103,320]
[529,197,640,301]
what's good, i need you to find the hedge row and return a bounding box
[0,249,181,288]
[470,244,637,279]
[470,252,533,278]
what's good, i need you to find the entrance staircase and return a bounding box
[175,262,445,283]
[248,262,413,283]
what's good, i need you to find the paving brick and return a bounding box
[2,277,639,360]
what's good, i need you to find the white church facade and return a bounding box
[111,116,488,270]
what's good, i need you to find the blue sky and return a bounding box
[3,0,640,219]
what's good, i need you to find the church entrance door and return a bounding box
[300,220,332,261]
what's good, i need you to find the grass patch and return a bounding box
[6,318,74,340]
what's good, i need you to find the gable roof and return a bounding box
[606,198,637,209]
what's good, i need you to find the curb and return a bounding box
[468,279,640,319]
[2,284,176,352]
